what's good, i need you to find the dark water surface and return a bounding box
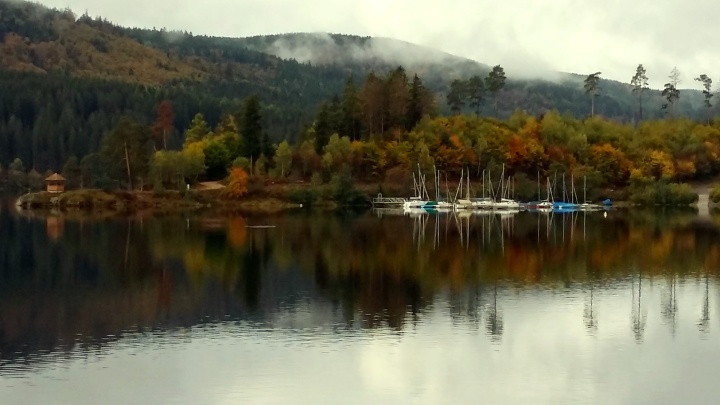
[2,203,720,404]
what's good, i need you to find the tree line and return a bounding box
[583,65,713,122]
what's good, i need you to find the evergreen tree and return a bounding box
[61,156,82,189]
[101,117,152,190]
[407,74,432,130]
[341,76,363,140]
[314,103,333,154]
[485,65,507,116]
[630,64,649,121]
[695,74,713,124]
[240,94,263,160]
[360,72,386,135]
[184,113,211,144]
[662,67,681,117]
[584,72,602,117]
[385,66,409,131]
[467,75,485,116]
[446,79,467,114]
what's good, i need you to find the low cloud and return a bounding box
[36,0,720,90]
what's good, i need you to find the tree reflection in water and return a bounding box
[1,207,720,366]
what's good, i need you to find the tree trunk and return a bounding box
[639,94,643,121]
[124,141,133,190]
[163,128,167,150]
[591,94,595,117]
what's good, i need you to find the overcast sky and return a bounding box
[37,0,720,90]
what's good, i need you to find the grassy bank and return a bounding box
[14,187,306,214]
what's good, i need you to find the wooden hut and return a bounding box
[45,173,66,193]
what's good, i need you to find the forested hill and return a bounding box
[0,0,713,172]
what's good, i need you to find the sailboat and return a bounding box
[492,166,520,210]
[455,168,473,210]
[470,169,494,210]
[422,168,454,212]
[578,175,602,211]
[403,164,429,210]
[553,172,579,211]
[526,172,553,211]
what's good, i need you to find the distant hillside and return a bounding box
[234,33,711,120]
[0,0,716,171]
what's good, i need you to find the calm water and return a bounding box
[1,202,720,404]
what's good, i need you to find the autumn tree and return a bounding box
[225,167,248,199]
[588,143,632,186]
[630,64,649,121]
[152,100,174,150]
[360,72,386,135]
[274,140,293,178]
[467,75,485,116]
[446,79,467,114]
[584,72,602,117]
[298,139,319,177]
[662,67,681,117]
[322,134,353,172]
[695,74,713,124]
[101,117,152,190]
[485,65,506,116]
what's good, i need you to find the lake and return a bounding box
[1,202,720,404]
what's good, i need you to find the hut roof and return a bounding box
[45,173,66,181]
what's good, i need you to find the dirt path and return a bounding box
[195,181,225,190]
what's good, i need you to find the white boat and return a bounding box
[403,164,429,209]
[403,196,427,209]
[471,197,494,209]
[493,198,520,210]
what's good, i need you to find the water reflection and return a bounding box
[1,205,720,396]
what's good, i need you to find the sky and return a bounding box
[36,0,720,90]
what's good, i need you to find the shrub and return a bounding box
[710,184,720,203]
[630,182,698,206]
[288,188,320,207]
[330,168,367,207]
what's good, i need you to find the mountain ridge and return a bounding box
[0,0,716,172]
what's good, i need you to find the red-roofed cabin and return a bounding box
[45,173,66,193]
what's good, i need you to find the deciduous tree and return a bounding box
[152,100,174,150]
[225,167,248,199]
[274,140,293,178]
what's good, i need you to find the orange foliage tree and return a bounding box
[225,168,248,199]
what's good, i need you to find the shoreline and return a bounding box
[13,189,304,214]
